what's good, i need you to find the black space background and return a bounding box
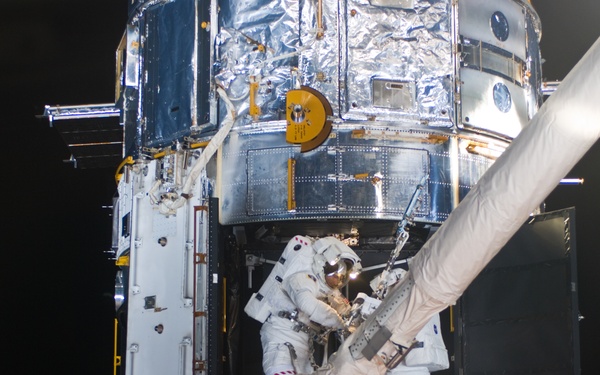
[2,1,599,374]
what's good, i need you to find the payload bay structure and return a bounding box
[43,0,589,374]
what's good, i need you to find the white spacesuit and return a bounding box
[386,311,449,375]
[368,268,450,375]
[244,235,362,375]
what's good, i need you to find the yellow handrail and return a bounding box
[114,318,121,375]
[115,156,134,184]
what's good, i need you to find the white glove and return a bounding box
[314,309,344,329]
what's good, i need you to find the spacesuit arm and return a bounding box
[283,272,344,329]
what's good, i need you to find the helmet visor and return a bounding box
[323,259,354,289]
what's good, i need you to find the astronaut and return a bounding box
[386,311,449,375]
[244,235,362,375]
[363,268,450,375]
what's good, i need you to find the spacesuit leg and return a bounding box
[261,316,315,375]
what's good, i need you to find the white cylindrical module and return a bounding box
[214,0,543,226]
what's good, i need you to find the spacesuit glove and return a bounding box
[315,311,344,329]
[327,290,352,317]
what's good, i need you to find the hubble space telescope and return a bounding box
[43,0,600,373]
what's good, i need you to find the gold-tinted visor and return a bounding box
[324,259,354,289]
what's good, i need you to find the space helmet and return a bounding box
[312,237,362,290]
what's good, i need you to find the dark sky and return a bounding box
[2,1,599,374]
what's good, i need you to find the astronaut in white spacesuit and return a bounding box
[365,268,450,375]
[244,235,362,375]
[385,311,449,375]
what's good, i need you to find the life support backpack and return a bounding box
[244,235,316,323]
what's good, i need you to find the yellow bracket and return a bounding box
[114,318,121,375]
[153,148,175,159]
[189,141,209,149]
[116,255,129,267]
[287,158,296,211]
[249,77,261,120]
[316,0,324,39]
[351,129,449,144]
